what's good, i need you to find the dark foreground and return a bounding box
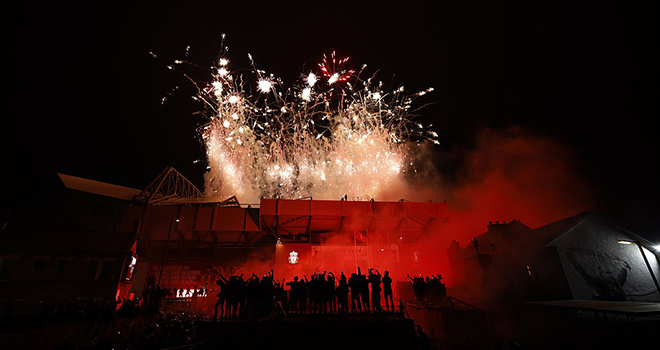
[196,313,421,350]
[0,311,424,350]
[2,301,659,349]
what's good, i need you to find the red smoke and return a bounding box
[195,127,594,296]
[392,127,593,287]
[445,127,593,241]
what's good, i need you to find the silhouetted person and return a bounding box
[327,272,336,313]
[226,274,243,318]
[358,267,370,312]
[299,275,308,313]
[472,237,479,255]
[286,276,300,313]
[259,270,275,317]
[274,279,286,312]
[408,274,425,301]
[336,271,349,313]
[348,272,361,313]
[309,273,322,313]
[245,273,259,317]
[382,270,394,311]
[212,273,228,320]
[368,268,382,311]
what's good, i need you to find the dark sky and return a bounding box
[6,1,659,241]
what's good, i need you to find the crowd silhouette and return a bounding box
[27,269,446,329]
[4,270,444,349]
[407,274,447,304]
[211,268,445,320]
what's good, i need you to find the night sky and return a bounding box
[6,1,659,241]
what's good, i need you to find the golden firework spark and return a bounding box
[165,36,438,203]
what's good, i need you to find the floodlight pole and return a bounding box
[158,217,178,289]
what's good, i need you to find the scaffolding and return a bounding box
[134,167,204,205]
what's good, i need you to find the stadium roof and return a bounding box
[57,168,239,206]
[57,172,141,201]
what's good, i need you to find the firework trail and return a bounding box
[164,35,438,203]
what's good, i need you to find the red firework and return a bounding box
[318,51,355,85]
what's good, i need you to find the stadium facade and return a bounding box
[0,167,450,313]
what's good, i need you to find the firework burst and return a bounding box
[319,51,355,85]
[164,36,438,203]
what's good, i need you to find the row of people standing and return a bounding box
[212,268,399,320]
[212,270,284,320]
[408,274,447,303]
[283,268,396,314]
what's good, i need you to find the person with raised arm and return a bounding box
[382,271,394,312]
[286,276,300,313]
[336,271,349,314]
[211,273,229,320]
[368,268,382,312]
[299,275,308,313]
[359,268,370,312]
[327,271,336,313]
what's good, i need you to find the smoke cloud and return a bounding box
[444,127,593,242]
[198,127,594,291]
[404,126,594,285]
